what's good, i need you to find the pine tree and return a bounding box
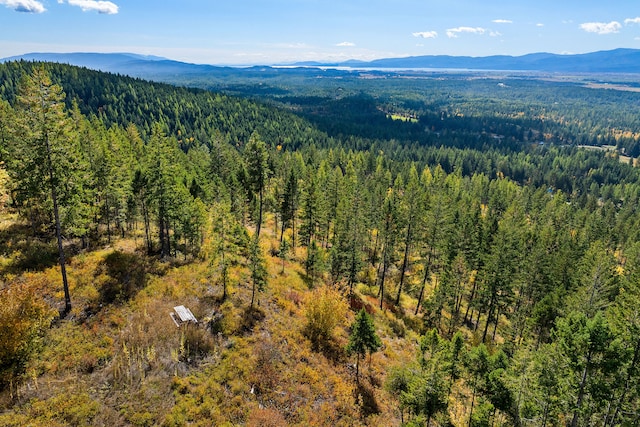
[8,67,82,315]
[555,311,624,427]
[396,164,422,305]
[211,199,245,300]
[249,236,268,308]
[279,238,290,274]
[0,99,13,163]
[346,308,381,382]
[403,369,449,427]
[244,131,269,239]
[299,172,322,247]
[330,160,364,292]
[377,187,398,309]
[145,123,182,257]
[305,240,325,285]
[281,168,299,248]
[478,202,525,342]
[415,166,452,315]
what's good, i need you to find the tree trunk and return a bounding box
[256,187,264,239]
[474,306,481,331]
[463,280,478,324]
[571,350,592,427]
[159,214,166,257]
[291,201,296,256]
[396,221,412,305]
[222,263,228,301]
[454,276,464,315]
[46,135,71,315]
[251,278,256,308]
[105,196,111,243]
[492,306,501,341]
[168,219,174,258]
[541,400,549,427]
[348,242,357,295]
[279,219,285,243]
[415,250,432,315]
[370,230,379,265]
[482,297,495,343]
[142,200,151,254]
[468,385,476,427]
[379,257,388,310]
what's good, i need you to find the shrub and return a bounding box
[387,315,406,338]
[11,240,58,272]
[303,286,347,349]
[0,276,55,395]
[247,407,287,427]
[28,392,100,426]
[181,324,215,363]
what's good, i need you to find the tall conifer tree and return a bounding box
[9,67,80,314]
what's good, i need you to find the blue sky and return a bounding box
[1,0,640,65]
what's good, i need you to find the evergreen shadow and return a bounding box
[355,382,380,418]
[97,251,148,304]
[240,305,265,333]
[0,222,62,275]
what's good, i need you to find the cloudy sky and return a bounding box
[2,0,640,65]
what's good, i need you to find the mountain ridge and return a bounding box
[3,48,640,75]
[293,48,640,72]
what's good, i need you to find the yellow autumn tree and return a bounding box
[303,285,348,349]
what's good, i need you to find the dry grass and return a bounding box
[0,212,467,426]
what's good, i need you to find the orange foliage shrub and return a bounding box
[247,407,287,427]
[0,275,55,395]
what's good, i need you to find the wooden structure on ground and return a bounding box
[170,305,198,327]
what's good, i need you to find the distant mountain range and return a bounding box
[3,49,640,77]
[0,52,228,77]
[295,49,640,73]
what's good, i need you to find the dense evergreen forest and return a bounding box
[1,61,640,426]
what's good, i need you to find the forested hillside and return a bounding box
[1,61,640,426]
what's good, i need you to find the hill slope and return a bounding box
[2,61,640,426]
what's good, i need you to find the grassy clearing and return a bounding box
[387,113,418,123]
[0,212,462,426]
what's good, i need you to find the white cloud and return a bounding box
[67,0,118,14]
[625,17,640,25]
[275,42,309,49]
[412,31,438,39]
[489,31,502,37]
[492,19,512,24]
[580,21,621,34]
[336,42,355,47]
[0,0,45,13]
[446,27,486,38]
[536,23,544,27]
